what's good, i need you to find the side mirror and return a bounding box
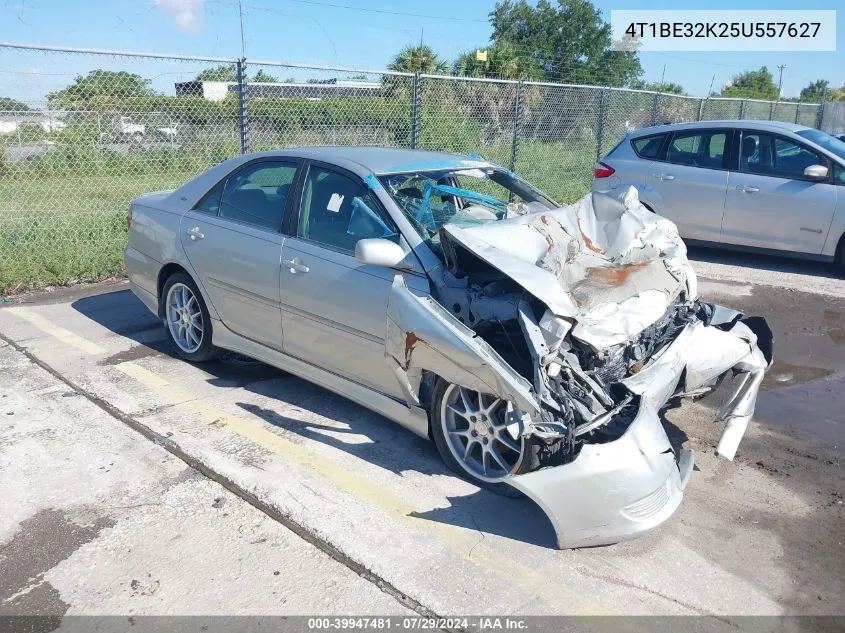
[804,164,828,180]
[355,238,407,269]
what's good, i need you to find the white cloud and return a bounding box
[153,0,205,32]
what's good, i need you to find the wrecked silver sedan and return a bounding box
[125,147,772,549]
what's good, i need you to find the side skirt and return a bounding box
[684,238,835,263]
[211,318,431,439]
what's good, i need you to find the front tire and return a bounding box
[430,379,527,497]
[161,272,217,362]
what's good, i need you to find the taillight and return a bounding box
[594,162,615,178]
[126,206,133,229]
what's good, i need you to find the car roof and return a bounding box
[233,146,498,175]
[630,119,810,136]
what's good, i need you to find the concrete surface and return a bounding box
[0,266,843,620]
[688,246,845,298]
[0,341,411,616]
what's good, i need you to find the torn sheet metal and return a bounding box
[506,315,767,548]
[440,187,698,349]
[385,275,538,414]
[381,183,771,549]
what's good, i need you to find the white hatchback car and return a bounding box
[593,120,845,271]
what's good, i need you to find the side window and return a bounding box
[194,181,224,215]
[666,131,727,169]
[219,161,297,230]
[834,163,845,186]
[632,134,666,159]
[741,132,824,180]
[298,166,399,253]
[773,137,824,180]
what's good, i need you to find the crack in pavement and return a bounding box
[0,332,445,623]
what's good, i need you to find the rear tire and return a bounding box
[161,272,218,362]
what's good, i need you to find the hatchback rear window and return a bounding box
[632,134,667,159]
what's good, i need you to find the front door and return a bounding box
[279,162,429,398]
[722,131,837,253]
[181,159,298,350]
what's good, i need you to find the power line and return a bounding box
[240,0,488,23]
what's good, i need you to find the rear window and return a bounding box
[667,130,728,169]
[632,134,667,159]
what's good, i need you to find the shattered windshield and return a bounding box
[378,167,555,251]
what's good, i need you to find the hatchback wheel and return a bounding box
[162,272,217,362]
[430,379,528,497]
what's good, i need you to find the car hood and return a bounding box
[439,187,696,350]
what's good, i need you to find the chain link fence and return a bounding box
[0,42,834,292]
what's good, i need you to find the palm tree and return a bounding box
[388,45,449,75]
[454,42,542,81]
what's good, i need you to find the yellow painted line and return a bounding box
[7,307,106,355]
[116,360,613,615]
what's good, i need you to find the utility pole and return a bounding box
[660,64,666,86]
[707,73,716,97]
[238,0,246,58]
[776,64,786,99]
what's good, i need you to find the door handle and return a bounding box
[186,226,204,240]
[655,173,675,181]
[282,257,310,274]
[736,185,760,193]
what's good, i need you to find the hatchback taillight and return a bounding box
[126,206,133,229]
[594,162,615,178]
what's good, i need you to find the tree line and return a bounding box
[1,0,843,111]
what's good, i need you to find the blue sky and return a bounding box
[1,0,842,102]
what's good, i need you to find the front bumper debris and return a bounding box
[384,185,773,549]
[506,317,771,549]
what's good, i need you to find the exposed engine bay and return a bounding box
[385,185,773,480]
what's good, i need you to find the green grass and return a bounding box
[515,140,596,204]
[0,138,598,293]
[0,171,197,292]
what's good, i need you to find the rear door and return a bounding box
[279,161,429,398]
[722,130,837,253]
[647,128,732,242]
[180,159,299,350]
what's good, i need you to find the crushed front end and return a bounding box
[386,187,772,549]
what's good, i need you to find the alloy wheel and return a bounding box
[165,282,204,354]
[440,384,524,482]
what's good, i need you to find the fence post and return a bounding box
[817,101,826,130]
[236,58,250,154]
[410,73,421,149]
[697,99,705,121]
[509,81,523,174]
[650,92,660,125]
[794,102,801,124]
[14,111,21,148]
[740,99,748,119]
[595,88,607,161]
[768,100,775,121]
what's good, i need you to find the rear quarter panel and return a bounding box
[125,193,186,303]
[593,139,665,211]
